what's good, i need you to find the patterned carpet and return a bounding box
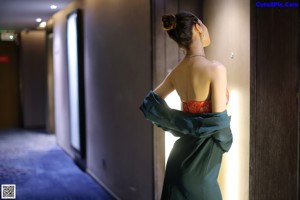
[0,129,115,200]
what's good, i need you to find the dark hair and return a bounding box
[162,12,199,48]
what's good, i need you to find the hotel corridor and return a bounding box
[0,0,298,199]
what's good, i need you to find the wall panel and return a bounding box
[20,31,47,128]
[0,41,20,128]
[83,0,153,199]
[250,2,299,199]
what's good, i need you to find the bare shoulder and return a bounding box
[164,61,182,82]
[209,60,227,77]
[170,58,186,75]
[210,60,226,69]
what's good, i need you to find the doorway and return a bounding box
[0,40,21,128]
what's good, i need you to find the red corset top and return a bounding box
[182,89,229,114]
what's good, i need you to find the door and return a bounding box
[0,41,20,128]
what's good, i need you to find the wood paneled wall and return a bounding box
[250,2,299,199]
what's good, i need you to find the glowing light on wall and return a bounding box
[224,89,240,200]
[164,91,181,166]
[66,9,85,163]
[67,11,80,151]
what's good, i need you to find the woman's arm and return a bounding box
[210,62,228,113]
[153,72,175,99]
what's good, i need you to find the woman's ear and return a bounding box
[195,23,203,34]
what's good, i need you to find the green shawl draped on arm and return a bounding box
[140,91,233,200]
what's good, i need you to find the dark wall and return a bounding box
[0,41,20,128]
[250,2,299,200]
[52,0,153,199]
[84,0,152,199]
[20,31,47,128]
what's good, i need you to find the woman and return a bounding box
[140,12,232,200]
[155,12,228,113]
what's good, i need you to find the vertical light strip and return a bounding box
[164,91,181,166]
[67,12,80,151]
[225,89,240,200]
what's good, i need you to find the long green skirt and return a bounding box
[161,135,224,200]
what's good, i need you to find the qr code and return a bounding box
[1,184,16,199]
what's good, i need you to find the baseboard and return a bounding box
[86,169,121,200]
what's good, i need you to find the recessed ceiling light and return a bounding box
[50,5,57,10]
[36,18,42,23]
[39,21,47,28]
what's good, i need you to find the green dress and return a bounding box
[140,91,233,200]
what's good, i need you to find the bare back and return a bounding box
[154,57,227,113]
[171,57,214,102]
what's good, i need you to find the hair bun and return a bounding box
[162,14,176,31]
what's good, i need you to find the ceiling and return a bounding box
[0,0,73,31]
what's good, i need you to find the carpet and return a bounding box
[0,129,115,200]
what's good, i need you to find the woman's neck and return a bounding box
[185,39,206,57]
